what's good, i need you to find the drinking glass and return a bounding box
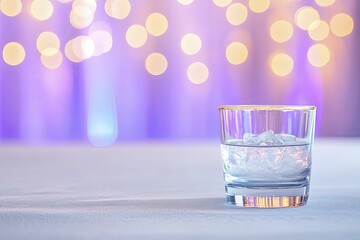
[219,105,316,208]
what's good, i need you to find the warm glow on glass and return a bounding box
[146,13,168,37]
[249,0,270,13]
[41,51,63,69]
[226,3,248,26]
[126,25,148,48]
[105,0,131,20]
[315,0,336,7]
[226,42,248,65]
[2,42,25,66]
[213,0,232,7]
[271,53,294,77]
[0,0,22,17]
[307,44,331,67]
[181,33,202,55]
[36,32,60,56]
[187,62,209,84]
[270,20,293,43]
[330,13,354,37]
[295,6,320,30]
[177,0,194,5]
[145,53,168,76]
[30,0,54,21]
[308,20,330,41]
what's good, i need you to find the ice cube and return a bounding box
[277,145,310,176]
[258,130,275,142]
[245,147,272,176]
[277,134,297,143]
[244,135,261,145]
[243,133,255,140]
[221,145,247,174]
[243,133,261,145]
[290,145,310,168]
[266,147,284,170]
[243,131,294,146]
[260,138,284,146]
[256,130,284,146]
[273,138,284,145]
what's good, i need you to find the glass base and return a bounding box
[225,184,309,208]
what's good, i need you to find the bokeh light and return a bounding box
[226,3,248,26]
[177,0,194,5]
[330,13,354,37]
[315,0,336,7]
[307,44,331,67]
[187,62,209,84]
[126,25,148,48]
[146,13,168,37]
[70,9,94,29]
[295,6,320,30]
[270,20,294,43]
[145,53,168,76]
[270,53,294,77]
[213,0,232,8]
[41,51,63,69]
[70,1,95,29]
[0,0,22,17]
[2,42,25,66]
[78,36,95,60]
[105,0,131,20]
[30,0,54,21]
[69,36,95,61]
[88,22,113,56]
[36,32,60,56]
[65,39,82,63]
[249,0,270,13]
[89,21,112,34]
[70,7,94,29]
[181,33,202,55]
[90,30,113,56]
[226,42,248,65]
[308,20,330,41]
[0,0,358,142]
[73,0,97,12]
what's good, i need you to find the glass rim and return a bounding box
[218,105,316,111]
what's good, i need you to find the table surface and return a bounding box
[0,138,359,240]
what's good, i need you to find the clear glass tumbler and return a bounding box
[219,105,316,208]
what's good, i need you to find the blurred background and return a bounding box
[0,0,358,146]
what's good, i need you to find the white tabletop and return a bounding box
[0,138,359,239]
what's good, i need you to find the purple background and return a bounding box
[0,0,359,144]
